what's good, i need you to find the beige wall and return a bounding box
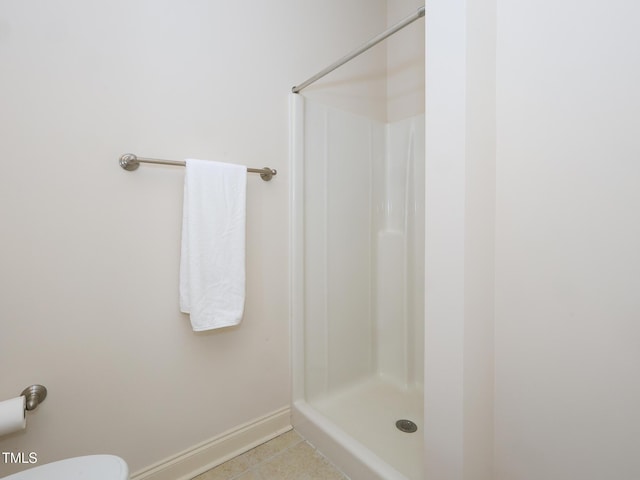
[0,1,386,475]
[386,0,425,122]
[427,0,640,478]
[494,0,640,478]
[424,0,496,478]
[302,0,425,123]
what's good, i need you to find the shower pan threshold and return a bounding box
[294,376,424,480]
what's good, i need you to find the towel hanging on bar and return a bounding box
[180,159,247,331]
[119,153,277,181]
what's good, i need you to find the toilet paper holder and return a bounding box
[20,385,47,411]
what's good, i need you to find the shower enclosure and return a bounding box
[290,94,425,479]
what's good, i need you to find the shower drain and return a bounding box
[395,419,418,433]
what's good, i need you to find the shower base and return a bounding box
[293,376,424,480]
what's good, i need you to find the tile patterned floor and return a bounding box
[192,429,349,480]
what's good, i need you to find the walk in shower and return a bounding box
[290,95,424,479]
[289,7,424,479]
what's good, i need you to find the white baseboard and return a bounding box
[130,407,291,480]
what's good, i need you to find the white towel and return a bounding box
[179,158,247,331]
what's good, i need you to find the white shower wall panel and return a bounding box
[303,101,382,399]
[326,110,381,393]
[375,230,407,382]
[407,115,425,390]
[376,114,425,388]
[302,101,331,401]
[302,98,424,401]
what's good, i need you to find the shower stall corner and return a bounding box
[289,93,425,480]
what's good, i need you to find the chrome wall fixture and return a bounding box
[291,6,425,93]
[21,384,47,411]
[119,154,277,181]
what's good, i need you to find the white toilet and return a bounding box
[1,455,128,479]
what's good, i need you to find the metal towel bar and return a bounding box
[119,153,277,181]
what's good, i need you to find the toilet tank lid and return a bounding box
[1,455,128,480]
